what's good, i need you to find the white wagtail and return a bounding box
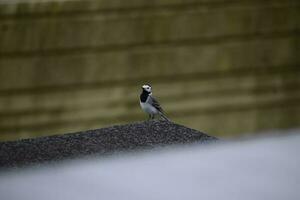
[140,84,170,121]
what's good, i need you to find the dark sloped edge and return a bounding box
[0,120,217,168]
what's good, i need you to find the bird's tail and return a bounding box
[159,112,171,122]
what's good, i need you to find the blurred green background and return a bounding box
[0,0,299,141]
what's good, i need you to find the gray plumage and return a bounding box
[148,95,164,114]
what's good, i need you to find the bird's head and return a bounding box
[142,84,152,93]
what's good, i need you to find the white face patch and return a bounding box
[142,84,152,93]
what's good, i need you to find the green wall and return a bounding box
[0,0,299,140]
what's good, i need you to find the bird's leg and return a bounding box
[148,114,152,120]
[151,114,155,120]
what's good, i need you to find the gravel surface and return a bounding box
[0,120,217,168]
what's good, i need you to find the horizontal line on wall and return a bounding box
[0,30,298,58]
[0,96,299,135]
[0,64,299,96]
[130,82,300,108]
[0,0,297,20]
[0,80,299,118]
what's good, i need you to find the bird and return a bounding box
[139,84,170,121]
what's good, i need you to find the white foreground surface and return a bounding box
[1,130,300,200]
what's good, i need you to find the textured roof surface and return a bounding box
[0,120,217,168]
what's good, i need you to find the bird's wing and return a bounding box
[148,95,164,113]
